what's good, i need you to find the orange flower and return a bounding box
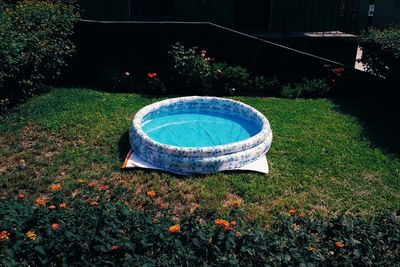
[156,199,169,209]
[168,224,181,233]
[288,209,297,215]
[215,219,231,230]
[230,200,241,208]
[51,223,60,231]
[88,181,97,187]
[35,198,45,206]
[98,185,109,191]
[147,190,156,198]
[335,241,345,248]
[111,244,119,250]
[48,205,57,210]
[51,184,61,191]
[89,201,99,206]
[235,231,241,238]
[308,247,316,252]
[77,179,86,184]
[17,194,25,200]
[0,230,9,241]
[59,202,67,209]
[299,212,305,218]
[26,231,37,241]
[230,221,237,226]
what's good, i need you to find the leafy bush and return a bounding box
[212,63,251,95]
[282,78,331,99]
[1,182,399,266]
[168,43,213,94]
[168,43,281,96]
[253,76,281,96]
[0,0,79,101]
[145,72,167,95]
[358,26,400,80]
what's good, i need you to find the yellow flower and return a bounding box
[230,200,241,208]
[168,224,181,233]
[147,191,156,198]
[26,231,37,241]
[51,184,61,191]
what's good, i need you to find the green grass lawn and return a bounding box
[0,88,399,224]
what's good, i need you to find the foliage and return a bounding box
[253,76,281,96]
[145,72,167,95]
[168,43,213,95]
[0,183,399,266]
[282,78,331,99]
[212,63,251,95]
[168,43,281,96]
[358,26,400,80]
[0,0,79,101]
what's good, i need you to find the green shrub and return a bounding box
[1,183,399,266]
[212,63,251,95]
[145,72,167,95]
[168,43,282,96]
[253,76,281,96]
[0,0,79,100]
[282,78,331,99]
[358,26,400,80]
[168,43,213,94]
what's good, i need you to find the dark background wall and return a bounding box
[67,21,375,92]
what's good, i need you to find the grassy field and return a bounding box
[0,88,399,224]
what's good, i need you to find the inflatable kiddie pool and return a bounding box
[127,96,272,175]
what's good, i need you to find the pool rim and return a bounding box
[130,96,271,157]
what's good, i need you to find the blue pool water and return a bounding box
[142,111,260,147]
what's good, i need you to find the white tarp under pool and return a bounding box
[122,150,269,175]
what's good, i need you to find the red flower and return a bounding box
[0,230,9,241]
[51,223,60,231]
[17,194,25,200]
[111,244,119,250]
[147,72,157,78]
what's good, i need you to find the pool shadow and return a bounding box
[332,95,400,156]
[118,130,131,162]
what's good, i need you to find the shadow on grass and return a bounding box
[332,95,400,156]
